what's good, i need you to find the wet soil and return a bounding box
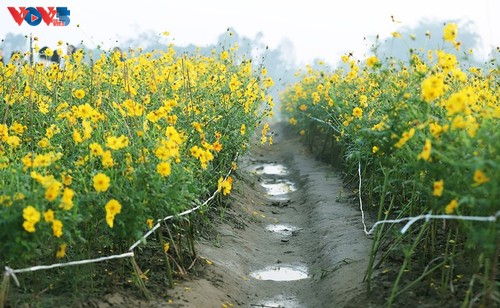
[161,121,377,307]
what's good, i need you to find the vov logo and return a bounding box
[8,7,71,26]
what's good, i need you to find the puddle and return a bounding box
[255,295,301,308]
[252,163,289,176]
[266,224,300,236]
[250,264,309,281]
[260,179,297,196]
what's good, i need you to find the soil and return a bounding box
[149,121,378,308]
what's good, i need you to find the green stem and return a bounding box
[157,227,174,288]
[364,166,390,290]
[396,256,451,298]
[130,257,151,300]
[388,219,430,307]
[0,271,10,308]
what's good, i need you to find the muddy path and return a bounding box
[164,121,375,307]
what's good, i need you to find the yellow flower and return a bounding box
[213,141,223,152]
[429,123,444,138]
[9,121,27,134]
[82,120,93,140]
[156,162,172,177]
[45,181,62,201]
[146,218,154,229]
[23,205,41,222]
[23,221,37,233]
[44,209,55,222]
[445,92,467,115]
[164,242,170,253]
[417,139,432,161]
[74,89,85,99]
[394,128,415,148]
[289,117,297,125]
[105,199,122,228]
[443,23,458,42]
[7,135,21,148]
[101,150,114,168]
[61,172,73,186]
[42,47,54,57]
[472,169,490,186]
[436,50,457,71]
[52,219,63,237]
[217,176,232,196]
[75,103,94,119]
[192,121,204,133]
[73,130,83,144]
[445,199,458,214]
[366,56,379,68]
[299,104,307,111]
[421,74,445,102]
[372,146,379,154]
[23,205,41,233]
[451,115,467,130]
[60,188,75,210]
[263,77,274,88]
[93,173,110,192]
[89,143,104,156]
[352,107,363,119]
[38,137,51,148]
[0,124,9,142]
[433,179,444,197]
[56,243,67,258]
[106,135,129,150]
[240,124,246,135]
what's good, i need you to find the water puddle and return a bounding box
[266,224,300,236]
[255,295,301,308]
[252,163,289,176]
[250,264,309,281]
[260,179,297,196]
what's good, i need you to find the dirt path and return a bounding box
[166,121,375,307]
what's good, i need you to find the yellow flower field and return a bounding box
[0,41,273,270]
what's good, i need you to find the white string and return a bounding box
[367,211,500,235]
[3,153,238,287]
[357,159,500,235]
[307,115,345,135]
[128,185,221,251]
[4,252,134,287]
[358,161,369,235]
